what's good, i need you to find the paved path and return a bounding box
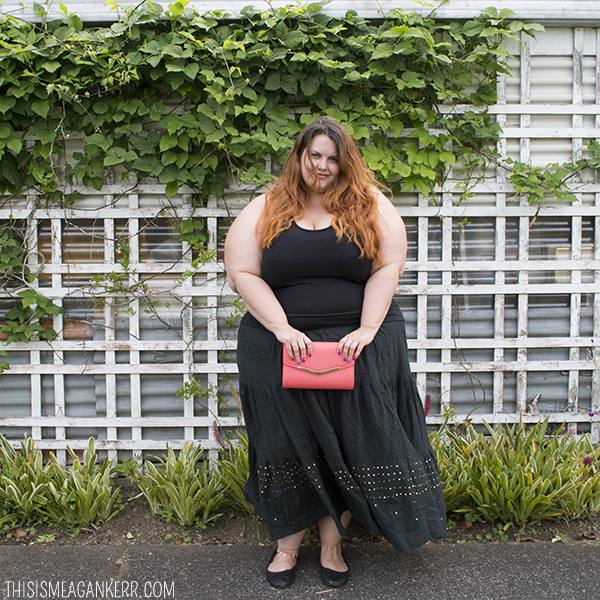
[1,541,599,600]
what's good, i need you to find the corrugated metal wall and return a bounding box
[0,9,599,456]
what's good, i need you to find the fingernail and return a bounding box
[338,351,341,355]
[309,352,312,357]
[302,358,305,362]
[353,356,356,361]
[343,357,346,361]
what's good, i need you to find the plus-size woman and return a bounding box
[225,117,446,589]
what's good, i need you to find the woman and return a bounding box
[224,117,446,589]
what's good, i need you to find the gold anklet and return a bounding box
[276,549,299,558]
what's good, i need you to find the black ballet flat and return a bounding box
[320,558,349,587]
[266,548,298,589]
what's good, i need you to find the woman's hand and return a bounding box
[337,326,377,362]
[275,325,313,363]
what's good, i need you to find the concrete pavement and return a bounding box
[1,541,599,600]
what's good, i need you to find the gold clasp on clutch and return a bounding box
[296,366,341,375]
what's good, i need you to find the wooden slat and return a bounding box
[592,29,600,444]
[7,192,600,222]
[128,194,142,458]
[104,211,117,463]
[181,194,195,445]
[440,192,453,409]
[416,193,429,401]
[4,364,238,374]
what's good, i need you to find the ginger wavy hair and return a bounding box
[257,117,385,262]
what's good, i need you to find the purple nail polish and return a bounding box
[309,352,312,357]
[302,358,305,362]
[343,357,346,361]
[338,351,341,355]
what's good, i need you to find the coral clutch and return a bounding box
[282,342,355,390]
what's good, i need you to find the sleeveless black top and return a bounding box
[245,222,402,330]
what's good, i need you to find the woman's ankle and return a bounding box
[268,548,299,573]
[320,543,347,572]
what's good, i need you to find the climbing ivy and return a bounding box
[0,0,543,202]
[0,223,63,345]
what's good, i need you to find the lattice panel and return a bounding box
[1,26,599,453]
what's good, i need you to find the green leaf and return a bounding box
[31,100,50,119]
[161,151,178,166]
[286,31,308,48]
[0,97,16,114]
[68,14,83,32]
[264,73,281,91]
[300,76,319,97]
[28,122,57,144]
[372,43,394,60]
[275,21,288,41]
[42,61,61,73]
[165,181,179,198]
[6,138,22,154]
[169,1,187,16]
[184,63,199,80]
[160,135,179,152]
[439,150,456,166]
[394,161,411,178]
[18,289,39,308]
[280,74,297,95]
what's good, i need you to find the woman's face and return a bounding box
[300,134,341,194]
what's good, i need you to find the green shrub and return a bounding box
[0,435,49,526]
[433,420,600,527]
[44,438,122,527]
[213,432,253,514]
[430,426,471,513]
[0,434,121,528]
[136,442,226,528]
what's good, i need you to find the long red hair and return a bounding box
[257,117,385,261]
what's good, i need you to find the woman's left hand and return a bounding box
[337,326,377,362]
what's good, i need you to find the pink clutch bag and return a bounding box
[282,341,355,390]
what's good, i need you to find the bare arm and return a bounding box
[337,193,407,360]
[224,195,312,362]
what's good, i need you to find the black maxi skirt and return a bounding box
[237,315,447,553]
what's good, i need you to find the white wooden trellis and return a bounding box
[1,24,600,452]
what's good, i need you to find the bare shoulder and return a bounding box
[372,189,404,230]
[224,194,267,283]
[226,194,265,239]
[233,193,267,225]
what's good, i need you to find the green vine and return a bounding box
[0,223,63,345]
[0,0,542,202]
[505,140,600,205]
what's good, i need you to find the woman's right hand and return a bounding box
[275,326,313,364]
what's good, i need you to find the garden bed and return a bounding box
[2,481,599,549]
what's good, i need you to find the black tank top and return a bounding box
[246,221,402,330]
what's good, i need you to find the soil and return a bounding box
[2,479,600,549]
